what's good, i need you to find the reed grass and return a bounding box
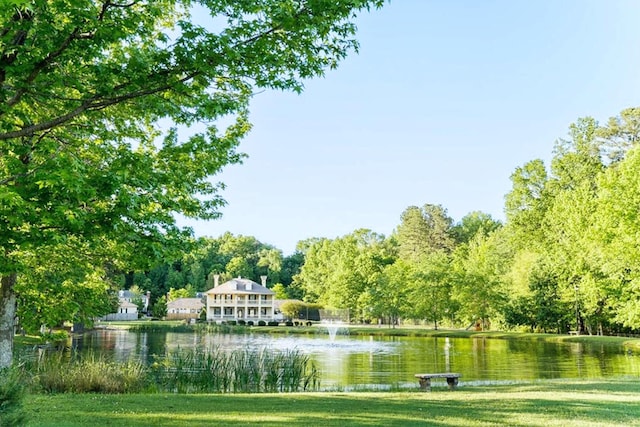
[0,368,27,427]
[16,346,318,394]
[149,347,319,393]
[20,351,147,394]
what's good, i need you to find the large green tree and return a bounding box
[395,204,454,261]
[293,229,394,315]
[0,0,384,367]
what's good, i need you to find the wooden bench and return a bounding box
[415,373,461,391]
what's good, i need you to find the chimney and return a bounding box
[260,275,267,287]
[213,274,219,288]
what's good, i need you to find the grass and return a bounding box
[15,347,318,394]
[22,378,640,426]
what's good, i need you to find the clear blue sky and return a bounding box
[181,0,640,255]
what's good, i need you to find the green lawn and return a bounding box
[23,378,640,427]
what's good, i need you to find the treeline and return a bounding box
[16,108,640,336]
[99,107,640,335]
[120,232,306,303]
[291,107,640,335]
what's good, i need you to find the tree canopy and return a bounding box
[0,0,385,368]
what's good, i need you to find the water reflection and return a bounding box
[43,330,640,389]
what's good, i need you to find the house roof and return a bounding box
[167,298,204,310]
[206,278,274,295]
[118,298,138,309]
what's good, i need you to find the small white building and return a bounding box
[101,298,138,321]
[205,276,275,322]
[118,289,151,313]
[166,297,205,320]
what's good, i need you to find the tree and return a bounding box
[412,251,453,330]
[257,248,283,285]
[592,146,640,329]
[395,206,431,261]
[451,211,502,245]
[597,107,640,163]
[371,260,412,327]
[271,283,289,300]
[167,285,195,301]
[0,0,385,368]
[395,204,454,261]
[293,229,394,315]
[151,295,167,319]
[15,242,118,333]
[452,231,509,330]
[504,159,549,247]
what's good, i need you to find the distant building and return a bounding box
[166,297,205,320]
[205,276,275,322]
[118,289,151,313]
[101,299,138,321]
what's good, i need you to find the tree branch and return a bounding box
[0,72,197,141]
[0,9,34,86]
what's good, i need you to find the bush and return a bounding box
[257,320,266,326]
[247,321,254,326]
[237,320,246,326]
[267,321,279,327]
[0,368,27,426]
[285,321,294,327]
[226,320,237,326]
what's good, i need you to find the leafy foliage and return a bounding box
[0,368,26,427]
[0,0,386,367]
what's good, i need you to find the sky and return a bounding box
[180,0,640,256]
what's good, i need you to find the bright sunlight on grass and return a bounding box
[24,378,640,427]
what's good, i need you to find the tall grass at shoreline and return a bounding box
[16,347,318,394]
[150,347,319,393]
[19,351,148,393]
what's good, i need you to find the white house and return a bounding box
[118,289,151,313]
[101,298,138,321]
[166,297,205,320]
[205,276,275,322]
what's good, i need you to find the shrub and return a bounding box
[247,321,254,326]
[226,320,237,326]
[0,368,27,427]
[257,320,266,326]
[285,321,294,327]
[267,321,279,327]
[237,320,246,326]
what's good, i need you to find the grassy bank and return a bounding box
[23,378,640,426]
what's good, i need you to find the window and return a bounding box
[261,295,268,301]
[224,307,234,316]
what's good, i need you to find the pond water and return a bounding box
[42,328,640,389]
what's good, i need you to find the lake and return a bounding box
[54,327,640,389]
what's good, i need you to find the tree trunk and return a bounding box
[0,273,17,369]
